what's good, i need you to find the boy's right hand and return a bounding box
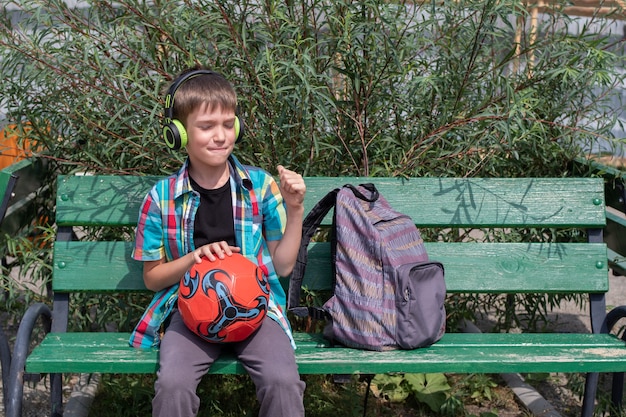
[193,241,241,263]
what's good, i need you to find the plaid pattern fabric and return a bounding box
[129,155,294,349]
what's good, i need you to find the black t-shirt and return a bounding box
[189,176,236,248]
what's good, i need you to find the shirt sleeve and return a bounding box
[132,186,167,261]
[261,175,287,242]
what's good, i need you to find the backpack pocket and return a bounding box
[394,261,446,349]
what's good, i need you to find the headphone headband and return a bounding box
[163,69,217,123]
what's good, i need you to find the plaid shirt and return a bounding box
[129,155,294,349]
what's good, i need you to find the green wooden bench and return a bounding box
[8,174,626,417]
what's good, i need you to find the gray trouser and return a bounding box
[153,310,306,417]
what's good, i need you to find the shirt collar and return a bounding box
[173,155,253,200]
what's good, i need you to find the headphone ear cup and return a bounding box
[163,119,188,150]
[235,116,244,143]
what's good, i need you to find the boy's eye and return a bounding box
[196,121,235,131]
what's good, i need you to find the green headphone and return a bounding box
[162,69,243,150]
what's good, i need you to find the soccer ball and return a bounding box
[178,253,270,343]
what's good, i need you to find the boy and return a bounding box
[130,67,307,417]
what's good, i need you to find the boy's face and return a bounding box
[185,102,237,170]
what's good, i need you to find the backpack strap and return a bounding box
[288,188,339,318]
[344,183,379,202]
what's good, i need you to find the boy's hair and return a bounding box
[169,67,238,126]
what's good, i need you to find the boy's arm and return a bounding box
[267,165,306,277]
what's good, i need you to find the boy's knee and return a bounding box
[259,360,302,386]
[257,367,306,400]
[155,366,196,394]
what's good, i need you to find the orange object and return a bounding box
[178,253,270,343]
[0,124,37,170]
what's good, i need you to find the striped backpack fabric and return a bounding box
[288,183,446,351]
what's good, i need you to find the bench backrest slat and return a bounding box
[56,176,606,228]
[301,177,606,228]
[56,175,160,227]
[53,241,608,294]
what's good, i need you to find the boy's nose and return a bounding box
[214,127,227,142]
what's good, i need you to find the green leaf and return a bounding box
[371,374,410,403]
[405,373,451,412]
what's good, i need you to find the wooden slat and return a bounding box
[301,177,606,228]
[55,176,606,228]
[26,332,626,375]
[303,242,608,293]
[55,175,160,227]
[53,241,608,294]
[53,241,145,292]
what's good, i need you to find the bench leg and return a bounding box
[0,325,11,409]
[605,305,626,415]
[581,373,599,417]
[612,372,624,415]
[5,303,51,417]
[50,373,63,417]
[610,318,626,416]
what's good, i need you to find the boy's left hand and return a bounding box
[277,165,306,208]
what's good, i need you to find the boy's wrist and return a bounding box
[286,203,305,214]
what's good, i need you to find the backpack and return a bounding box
[288,183,446,351]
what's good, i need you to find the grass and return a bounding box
[87,373,525,417]
[89,374,381,417]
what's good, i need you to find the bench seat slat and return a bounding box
[26,332,626,375]
[55,176,605,228]
[53,241,608,293]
